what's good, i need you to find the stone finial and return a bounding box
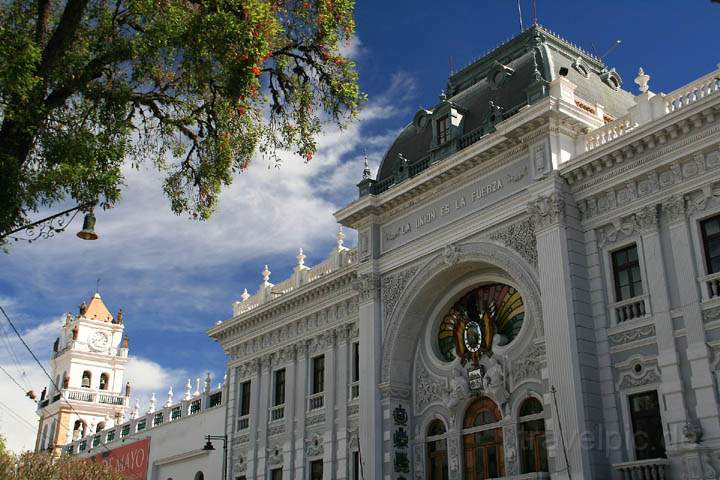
[130,401,139,419]
[223,373,227,385]
[241,288,250,302]
[297,248,306,268]
[204,372,212,393]
[362,152,371,180]
[635,67,650,94]
[165,386,173,408]
[336,226,346,250]
[148,393,156,414]
[124,381,131,397]
[194,378,201,396]
[184,379,192,401]
[262,265,271,284]
[439,89,447,102]
[116,309,123,324]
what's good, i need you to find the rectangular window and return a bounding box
[121,424,130,437]
[436,115,450,145]
[612,244,643,301]
[352,342,360,383]
[312,356,325,394]
[353,451,359,480]
[153,412,163,426]
[106,430,115,442]
[270,468,282,480]
[209,391,222,408]
[701,215,720,274]
[629,390,666,460]
[274,369,286,406]
[136,419,146,431]
[171,406,181,420]
[240,380,251,416]
[190,399,201,414]
[310,459,323,480]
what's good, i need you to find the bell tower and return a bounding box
[35,293,130,455]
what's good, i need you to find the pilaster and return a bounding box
[335,325,350,479]
[294,341,309,479]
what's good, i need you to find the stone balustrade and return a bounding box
[61,385,224,455]
[585,115,636,151]
[231,234,357,318]
[612,458,669,479]
[611,294,649,324]
[700,271,720,301]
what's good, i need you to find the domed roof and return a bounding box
[372,24,635,187]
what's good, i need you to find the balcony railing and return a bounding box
[307,392,324,411]
[610,295,649,324]
[237,415,249,430]
[700,271,720,301]
[270,405,285,421]
[67,390,95,402]
[612,458,669,479]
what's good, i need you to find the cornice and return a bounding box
[208,266,357,342]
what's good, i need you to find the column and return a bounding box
[663,196,720,440]
[294,341,309,479]
[356,270,382,480]
[335,325,350,479]
[284,346,297,478]
[529,184,592,480]
[636,204,689,445]
[256,356,272,477]
[324,331,337,480]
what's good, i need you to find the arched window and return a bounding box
[518,397,548,474]
[96,422,106,433]
[462,397,504,480]
[81,371,92,388]
[194,472,204,480]
[99,373,109,390]
[73,420,86,440]
[40,425,48,450]
[47,419,56,451]
[426,419,448,480]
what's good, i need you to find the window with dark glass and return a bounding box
[436,115,450,145]
[518,398,548,474]
[352,342,360,383]
[312,356,325,394]
[426,420,449,480]
[274,369,286,406]
[270,468,282,480]
[701,215,720,274]
[462,397,504,480]
[310,459,323,480]
[352,451,360,480]
[629,390,666,460]
[612,244,643,301]
[239,381,251,416]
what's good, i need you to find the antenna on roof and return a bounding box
[516,0,524,32]
[601,39,622,61]
[448,56,454,75]
[95,278,100,294]
[532,0,538,25]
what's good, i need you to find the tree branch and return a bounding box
[39,0,90,75]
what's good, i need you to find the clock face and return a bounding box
[89,331,110,352]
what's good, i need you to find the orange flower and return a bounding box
[252,65,261,76]
[305,152,313,161]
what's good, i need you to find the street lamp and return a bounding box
[201,434,227,480]
[0,203,98,243]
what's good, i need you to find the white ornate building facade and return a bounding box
[209,24,720,480]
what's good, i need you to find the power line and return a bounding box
[0,398,38,433]
[0,364,30,396]
[0,303,113,454]
[0,320,34,391]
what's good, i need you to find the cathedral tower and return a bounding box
[35,293,130,455]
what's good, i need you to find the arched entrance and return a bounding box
[462,397,504,479]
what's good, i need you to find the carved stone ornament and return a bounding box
[617,366,661,390]
[382,266,419,323]
[414,443,425,480]
[503,425,518,477]
[236,453,247,473]
[488,219,537,266]
[662,194,687,223]
[352,272,380,303]
[443,243,460,266]
[414,358,445,412]
[306,434,324,457]
[608,324,656,347]
[511,342,546,385]
[702,306,720,323]
[528,192,565,230]
[347,427,359,450]
[597,205,659,248]
[635,204,659,233]
[267,445,283,466]
[268,423,285,436]
[306,413,325,426]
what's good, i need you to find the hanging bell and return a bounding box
[76,211,99,240]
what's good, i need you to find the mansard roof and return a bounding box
[373,23,635,188]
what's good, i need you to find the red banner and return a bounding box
[92,438,150,480]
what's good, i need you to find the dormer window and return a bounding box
[436,115,450,145]
[601,69,622,90]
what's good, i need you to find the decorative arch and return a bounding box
[81,370,92,388]
[99,372,110,390]
[194,471,204,480]
[382,241,543,385]
[462,397,505,479]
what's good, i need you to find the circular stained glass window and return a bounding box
[438,283,524,364]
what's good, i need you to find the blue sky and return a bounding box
[1,0,718,452]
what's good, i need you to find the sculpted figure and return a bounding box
[446,367,469,409]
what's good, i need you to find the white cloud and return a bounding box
[0,363,45,453]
